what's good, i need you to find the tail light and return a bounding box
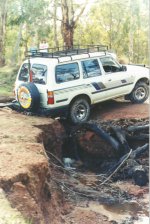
[29,70,33,82]
[47,91,54,104]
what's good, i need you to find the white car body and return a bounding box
[15,50,149,120]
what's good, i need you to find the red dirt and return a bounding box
[64,209,110,224]
[0,98,149,224]
[91,99,149,120]
[0,108,66,224]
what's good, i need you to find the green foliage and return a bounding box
[74,0,149,64]
[2,0,148,65]
[0,66,19,95]
[8,0,47,25]
[0,0,149,95]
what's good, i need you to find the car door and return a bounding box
[99,56,134,98]
[80,58,108,103]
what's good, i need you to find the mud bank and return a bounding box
[0,99,149,224]
[0,108,67,224]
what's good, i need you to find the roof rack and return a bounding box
[26,45,108,61]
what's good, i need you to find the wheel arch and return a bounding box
[136,77,149,85]
[69,94,91,107]
[125,78,149,100]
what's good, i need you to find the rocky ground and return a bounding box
[0,98,149,224]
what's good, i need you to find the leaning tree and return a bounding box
[60,0,88,48]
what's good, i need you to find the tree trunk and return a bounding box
[108,5,113,50]
[0,0,7,66]
[61,0,87,48]
[61,0,74,48]
[54,0,59,48]
[61,24,74,48]
[11,23,23,65]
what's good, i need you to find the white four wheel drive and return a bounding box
[14,45,149,123]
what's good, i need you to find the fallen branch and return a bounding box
[111,126,130,154]
[70,122,120,152]
[127,124,149,132]
[102,149,133,184]
[53,178,124,205]
[107,144,149,186]
[127,134,149,141]
[131,143,149,159]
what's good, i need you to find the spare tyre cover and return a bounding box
[17,82,40,111]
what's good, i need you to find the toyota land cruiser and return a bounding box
[14,45,149,123]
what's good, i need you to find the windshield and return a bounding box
[100,56,121,73]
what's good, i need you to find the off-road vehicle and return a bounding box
[14,45,149,123]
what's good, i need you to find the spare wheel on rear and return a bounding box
[17,82,40,111]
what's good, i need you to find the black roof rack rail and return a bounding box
[26,45,108,61]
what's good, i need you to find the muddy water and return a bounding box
[82,198,149,224]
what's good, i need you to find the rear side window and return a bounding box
[32,64,47,84]
[56,63,80,83]
[18,63,29,82]
[81,59,101,78]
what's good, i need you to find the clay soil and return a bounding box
[0,98,149,224]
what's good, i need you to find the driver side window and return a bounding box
[100,57,121,73]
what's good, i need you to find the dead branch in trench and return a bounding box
[126,133,149,141]
[46,120,149,204]
[52,177,124,205]
[70,122,120,152]
[127,124,149,132]
[107,144,149,186]
[109,144,149,174]
[47,150,127,204]
[130,143,149,159]
[110,126,130,154]
[100,149,133,185]
[48,151,107,182]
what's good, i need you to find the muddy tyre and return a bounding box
[17,83,40,111]
[69,98,90,124]
[128,82,149,104]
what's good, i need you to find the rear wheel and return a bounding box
[128,82,149,103]
[70,98,90,124]
[17,83,40,111]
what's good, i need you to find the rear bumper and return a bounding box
[10,100,69,118]
[37,105,69,118]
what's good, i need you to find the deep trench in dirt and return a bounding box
[58,118,149,174]
[39,116,149,224]
[0,102,149,224]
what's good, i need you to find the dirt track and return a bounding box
[0,98,149,224]
[91,98,149,120]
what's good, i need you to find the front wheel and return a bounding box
[69,98,90,124]
[128,82,149,104]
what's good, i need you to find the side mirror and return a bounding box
[121,65,127,71]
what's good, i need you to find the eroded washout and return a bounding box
[0,106,149,224]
